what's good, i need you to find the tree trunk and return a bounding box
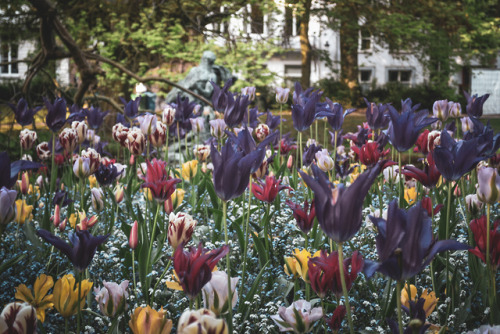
[299,0,312,88]
[339,4,360,102]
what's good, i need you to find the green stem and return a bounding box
[445,181,452,300]
[486,203,494,324]
[77,271,82,334]
[398,151,403,207]
[50,133,57,195]
[132,250,137,300]
[240,178,253,299]
[279,104,283,165]
[299,131,303,170]
[264,202,271,258]
[222,201,233,334]
[146,204,161,303]
[151,259,171,305]
[396,281,404,334]
[337,243,354,334]
[65,318,69,334]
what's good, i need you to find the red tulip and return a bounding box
[173,243,229,299]
[140,159,181,203]
[351,142,390,167]
[421,197,443,217]
[252,175,291,203]
[469,216,500,270]
[286,200,315,234]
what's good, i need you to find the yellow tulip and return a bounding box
[129,306,173,334]
[401,284,438,317]
[69,211,87,229]
[15,274,54,323]
[181,160,198,181]
[143,188,153,202]
[15,199,33,224]
[53,274,92,318]
[284,249,320,282]
[171,189,185,209]
[404,187,417,205]
[88,175,98,189]
[166,266,218,292]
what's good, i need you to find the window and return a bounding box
[360,29,371,51]
[1,43,18,75]
[284,64,302,87]
[388,69,412,85]
[359,69,373,93]
[250,4,264,34]
[284,1,300,37]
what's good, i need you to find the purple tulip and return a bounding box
[52,190,73,208]
[464,90,489,118]
[210,140,263,202]
[463,117,500,159]
[94,164,123,187]
[66,104,87,122]
[0,151,42,189]
[264,111,281,131]
[85,106,109,130]
[242,107,261,128]
[174,94,197,122]
[0,187,17,227]
[432,130,485,181]
[364,200,469,281]
[36,229,109,272]
[291,91,320,132]
[387,298,431,334]
[364,98,391,130]
[224,93,250,128]
[387,99,437,152]
[300,161,392,243]
[44,97,67,133]
[7,98,41,126]
[211,79,233,112]
[119,96,141,119]
[317,98,355,131]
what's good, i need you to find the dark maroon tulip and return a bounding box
[7,97,41,126]
[464,90,489,118]
[420,196,443,217]
[401,153,441,188]
[351,141,390,167]
[286,199,315,234]
[140,159,181,202]
[173,242,229,299]
[44,97,67,133]
[300,161,393,243]
[469,216,500,270]
[252,175,291,203]
[364,98,391,131]
[276,134,297,155]
[413,129,430,155]
[37,229,109,272]
[211,140,263,202]
[387,99,437,152]
[364,200,470,281]
[432,129,485,181]
[308,250,364,298]
[327,305,347,332]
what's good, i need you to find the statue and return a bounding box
[165,51,233,105]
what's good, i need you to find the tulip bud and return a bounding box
[427,130,441,153]
[52,204,61,228]
[80,148,101,174]
[114,184,124,203]
[271,300,323,333]
[202,271,239,315]
[126,128,146,155]
[466,194,483,215]
[129,154,135,165]
[162,105,176,126]
[210,119,227,140]
[432,99,449,122]
[36,142,51,160]
[287,155,294,170]
[193,145,210,162]
[137,114,157,136]
[448,101,461,118]
[477,167,500,204]
[71,121,88,145]
[91,188,104,212]
[255,124,270,142]
[129,306,173,334]
[190,117,205,134]
[95,280,129,318]
[59,218,67,231]
[76,215,98,231]
[168,212,197,250]
[149,122,167,148]
[275,87,290,104]
[461,116,474,133]
[17,172,30,195]
[315,149,334,172]
[177,309,228,334]
[0,187,17,227]
[19,129,37,150]
[129,220,138,250]
[0,302,37,333]
[73,156,91,179]
[241,86,256,101]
